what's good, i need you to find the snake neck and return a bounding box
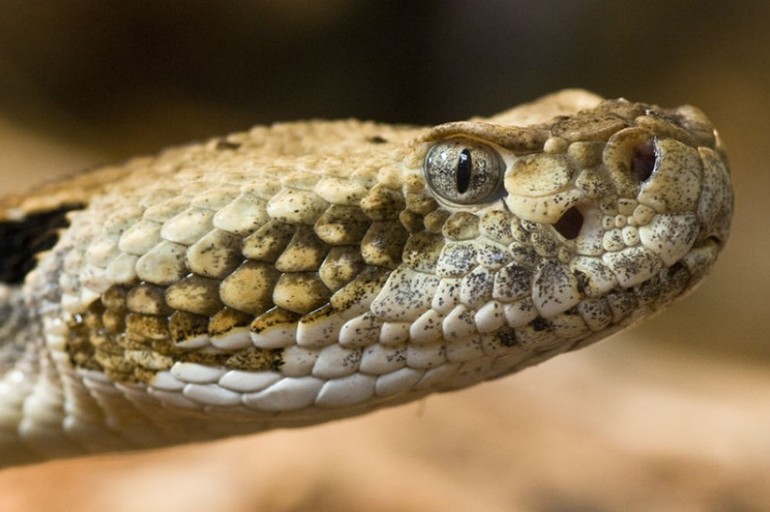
[0,286,33,371]
[0,284,49,465]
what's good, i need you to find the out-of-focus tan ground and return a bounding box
[0,3,768,511]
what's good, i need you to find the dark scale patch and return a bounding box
[573,269,589,295]
[65,283,276,384]
[329,267,390,311]
[224,347,275,370]
[66,311,102,372]
[497,328,518,347]
[367,135,388,144]
[398,210,424,233]
[169,311,208,342]
[385,349,407,364]
[360,184,406,221]
[270,348,285,371]
[361,220,409,269]
[209,307,253,336]
[342,349,363,368]
[531,316,548,332]
[0,203,85,284]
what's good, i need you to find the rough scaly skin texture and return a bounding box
[0,90,733,467]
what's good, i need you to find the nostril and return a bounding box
[554,206,583,240]
[631,139,657,183]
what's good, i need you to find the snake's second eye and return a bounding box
[424,138,505,205]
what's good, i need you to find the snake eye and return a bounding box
[424,138,505,205]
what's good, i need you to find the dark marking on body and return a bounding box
[531,316,548,332]
[0,203,85,285]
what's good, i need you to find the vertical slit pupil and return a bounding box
[456,149,472,194]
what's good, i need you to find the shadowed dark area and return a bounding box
[0,204,83,284]
[554,206,584,240]
[631,140,657,183]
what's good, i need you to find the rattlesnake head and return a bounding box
[0,90,732,466]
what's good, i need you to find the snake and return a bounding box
[0,89,733,467]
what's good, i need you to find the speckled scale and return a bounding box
[361,221,409,269]
[492,263,533,303]
[442,212,480,241]
[273,272,331,314]
[460,267,496,308]
[435,243,478,277]
[118,219,163,256]
[241,220,295,262]
[360,184,405,221]
[314,176,371,205]
[213,193,269,235]
[274,226,329,273]
[186,229,243,279]
[314,205,371,245]
[135,241,188,285]
[165,275,223,317]
[318,247,367,292]
[219,261,279,316]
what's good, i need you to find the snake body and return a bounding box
[0,90,733,466]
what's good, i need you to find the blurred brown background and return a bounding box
[0,2,768,511]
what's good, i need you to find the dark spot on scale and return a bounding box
[498,328,518,347]
[0,203,85,285]
[270,348,285,370]
[631,139,657,183]
[532,316,548,331]
[573,269,589,295]
[367,135,388,144]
